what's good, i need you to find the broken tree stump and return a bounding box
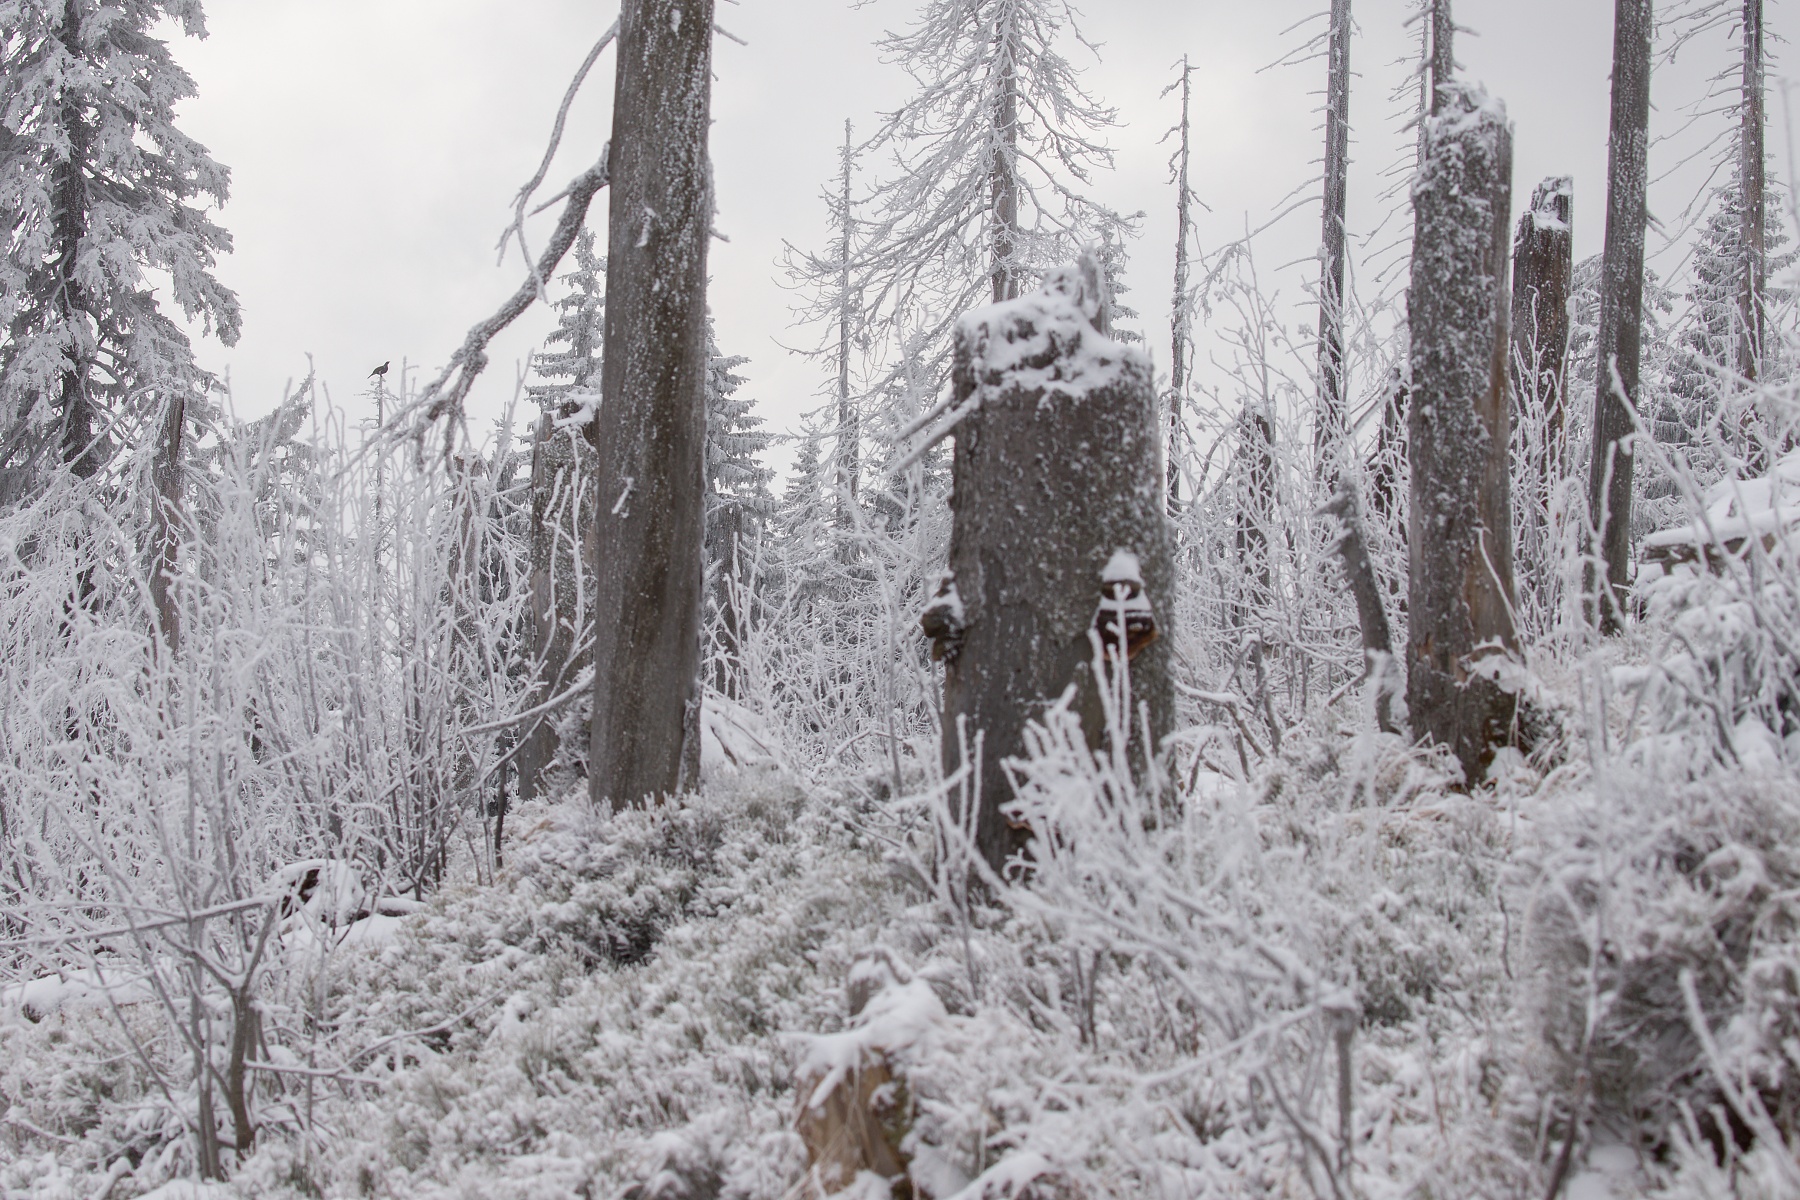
[1406,80,1521,787]
[922,258,1176,874]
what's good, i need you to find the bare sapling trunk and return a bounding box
[1738,0,1767,468]
[1406,81,1519,788]
[518,411,594,801]
[1587,0,1652,634]
[923,259,1175,875]
[589,0,715,808]
[836,119,861,523]
[1168,59,1195,512]
[1316,0,1352,472]
[1511,176,1573,601]
[149,392,185,655]
[991,38,1021,304]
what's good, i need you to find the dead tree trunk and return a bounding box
[1429,0,1455,115]
[1511,176,1573,604]
[589,0,714,809]
[1406,81,1519,788]
[835,119,861,523]
[1234,398,1276,628]
[1738,0,1767,466]
[1323,478,1396,733]
[1168,58,1195,512]
[1316,0,1352,472]
[518,412,594,801]
[990,30,1021,304]
[149,392,185,655]
[1587,0,1652,634]
[923,260,1175,875]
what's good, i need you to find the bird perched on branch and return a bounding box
[369,361,389,379]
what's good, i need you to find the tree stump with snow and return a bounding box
[922,259,1175,874]
[1406,81,1520,787]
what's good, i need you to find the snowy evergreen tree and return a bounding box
[527,227,605,415]
[0,0,240,480]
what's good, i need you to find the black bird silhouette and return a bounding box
[369,361,389,379]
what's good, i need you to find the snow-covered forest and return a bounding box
[4,0,1800,1197]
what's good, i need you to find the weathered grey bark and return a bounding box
[1168,58,1195,512]
[589,0,714,809]
[1738,0,1767,467]
[925,263,1175,874]
[148,392,185,655]
[1429,0,1455,115]
[1406,81,1519,788]
[1316,0,1352,471]
[517,412,595,801]
[1587,0,1652,634]
[1512,176,1574,604]
[706,501,746,699]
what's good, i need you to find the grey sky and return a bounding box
[170,0,1796,471]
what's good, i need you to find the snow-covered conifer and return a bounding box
[0,0,240,479]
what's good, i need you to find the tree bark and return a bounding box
[1738,0,1766,467]
[1406,81,1519,788]
[1588,0,1652,634]
[1316,0,1352,472]
[54,0,99,477]
[1169,59,1194,512]
[589,0,714,809]
[149,392,185,655]
[1430,0,1455,115]
[925,262,1175,875]
[1324,477,1396,733]
[1511,176,1573,603]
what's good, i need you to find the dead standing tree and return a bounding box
[1588,0,1653,633]
[1737,0,1768,465]
[589,0,716,807]
[921,259,1175,874]
[1406,81,1520,787]
[1316,0,1352,473]
[1511,177,1574,610]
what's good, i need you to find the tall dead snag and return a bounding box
[1738,0,1767,466]
[922,261,1175,875]
[1511,177,1574,601]
[148,392,185,655]
[1316,0,1352,471]
[589,0,715,809]
[1588,0,1652,634]
[1166,57,1197,512]
[1323,479,1397,733]
[1406,81,1519,788]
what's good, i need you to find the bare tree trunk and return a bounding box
[589,0,714,809]
[1169,58,1195,512]
[1316,0,1352,472]
[1587,0,1652,634]
[1512,176,1574,605]
[149,392,185,655]
[991,19,1021,304]
[1235,398,1276,628]
[835,120,861,523]
[924,261,1175,875]
[1738,0,1767,467]
[1406,81,1519,788]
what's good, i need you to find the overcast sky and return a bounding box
[168,0,1799,473]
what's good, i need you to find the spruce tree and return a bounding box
[0,0,240,480]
